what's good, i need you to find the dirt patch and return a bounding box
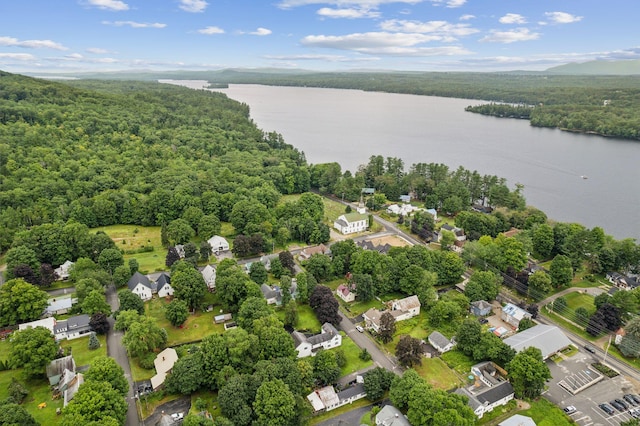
[367,235,411,247]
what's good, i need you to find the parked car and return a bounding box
[478,318,489,324]
[563,406,577,414]
[584,345,596,354]
[615,398,629,410]
[624,394,638,406]
[630,408,640,419]
[171,412,184,421]
[610,400,626,412]
[628,394,640,405]
[356,325,364,333]
[599,403,615,415]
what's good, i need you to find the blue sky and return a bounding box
[0,0,638,74]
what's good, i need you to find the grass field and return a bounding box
[145,298,225,346]
[337,332,374,376]
[278,303,321,333]
[0,370,64,425]
[441,349,476,377]
[92,224,167,273]
[59,334,107,367]
[564,291,596,313]
[518,398,575,426]
[414,357,463,390]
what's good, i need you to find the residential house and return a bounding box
[499,415,536,426]
[503,324,572,360]
[472,204,494,214]
[59,368,84,407]
[201,264,216,291]
[386,203,423,216]
[128,272,153,301]
[47,356,76,386]
[54,260,74,280]
[174,244,186,259]
[363,295,421,332]
[214,313,233,324]
[307,383,366,412]
[607,272,640,290]
[333,213,369,235]
[375,405,411,426]
[260,280,297,306]
[439,224,466,242]
[357,240,393,254]
[46,356,83,407]
[155,273,174,298]
[54,314,92,341]
[299,244,331,261]
[19,317,56,335]
[291,322,342,358]
[207,235,230,254]
[455,381,515,419]
[45,297,75,316]
[428,331,454,353]
[259,254,280,271]
[336,284,356,303]
[470,300,493,317]
[425,208,438,221]
[391,295,421,320]
[150,348,179,390]
[399,195,411,203]
[501,303,532,329]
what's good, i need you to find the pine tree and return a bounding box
[88,332,100,350]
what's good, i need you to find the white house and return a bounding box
[386,204,423,216]
[127,272,153,301]
[201,264,216,291]
[333,213,369,235]
[455,381,514,419]
[291,322,342,358]
[46,297,75,316]
[150,348,179,390]
[428,331,455,353]
[391,295,421,321]
[53,315,92,341]
[336,284,355,303]
[55,260,74,280]
[155,273,174,298]
[307,383,366,412]
[207,235,230,254]
[19,317,56,335]
[439,224,466,242]
[501,303,532,329]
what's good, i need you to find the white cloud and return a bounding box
[0,53,35,60]
[179,0,208,13]
[86,0,129,11]
[479,28,540,43]
[380,19,478,38]
[278,0,423,9]
[264,53,379,62]
[301,32,472,56]
[86,47,109,54]
[102,21,167,28]
[544,11,583,24]
[459,14,475,21]
[0,36,67,50]
[198,26,225,35]
[317,7,380,19]
[499,13,527,24]
[250,28,272,36]
[445,0,465,8]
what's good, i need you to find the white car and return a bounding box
[563,406,577,415]
[171,412,184,421]
[356,325,364,333]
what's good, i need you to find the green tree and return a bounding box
[218,374,256,426]
[9,326,58,377]
[128,258,139,275]
[517,317,535,331]
[4,245,40,280]
[508,347,551,399]
[313,349,340,386]
[165,353,205,395]
[464,270,500,302]
[167,218,196,245]
[84,356,128,396]
[455,319,482,355]
[378,311,396,344]
[236,297,273,333]
[407,381,475,426]
[0,279,49,326]
[75,278,104,304]
[249,261,268,285]
[165,299,190,326]
[88,332,100,350]
[396,335,423,368]
[172,266,207,311]
[550,254,573,287]
[112,264,131,288]
[81,289,111,316]
[390,369,424,410]
[198,215,221,240]
[97,248,124,276]
[363,367,395,401]
[309,285,340,326]
[199,241,212,262]
[63,381,128,425]
[527,270,552,300]
[7,377,29,404]
[114,309,140,332]
[122,317,167,358]
[304,254,332,282]
[0,400,38,426]
[253,379,297,426]
[553,296,568,313]
[532,223,554,259]
[283,300,298,328]
[116,289,145,316]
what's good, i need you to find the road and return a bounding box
[105,284,140,426]
[46,285,76,297]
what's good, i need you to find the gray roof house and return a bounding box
[291,322,342,358]
[260,280,297,306]
[128,272,153,301]
[503,324,572,360]
[499,414,537,426]
[375,405,411,426]
[54,314,92,341]
[428,331,454,353]
[455,381,515,419]
[471,300,493,317]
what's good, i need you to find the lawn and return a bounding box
[343,298,386,319]
[145,298,225,346]
[322,197,350,225]
[129,357,155,382]
[518,398,575,426]
[0,370,64,425]
[336,332,374,376]
[564,291,596,313]
[441,349,476,377]
[91,224,167,273]
[0,338,10,363]
[59,334,107,368]
[413,357,463,390]
[281,303,321,333]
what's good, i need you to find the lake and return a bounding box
[162,80,640,242]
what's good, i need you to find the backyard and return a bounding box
[413,357,464,390]
[91,224,167,273]
[0,370,64,425]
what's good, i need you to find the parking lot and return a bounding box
[545,349,640,425]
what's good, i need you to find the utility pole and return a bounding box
[603,334,612,365]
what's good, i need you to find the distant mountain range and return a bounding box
[545,59,640,75]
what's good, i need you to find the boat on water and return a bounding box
[581,175,588,179]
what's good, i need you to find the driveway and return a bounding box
[106,284,140,426]
[143,396,191,426]
[46,286,76,297]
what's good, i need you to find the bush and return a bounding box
[88,332,100,350]
[8,378,29,404]
[139,352,156,370]
[359,348,372,361]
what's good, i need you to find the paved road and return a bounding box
[337,311,402,377]
[106,284,140,426]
